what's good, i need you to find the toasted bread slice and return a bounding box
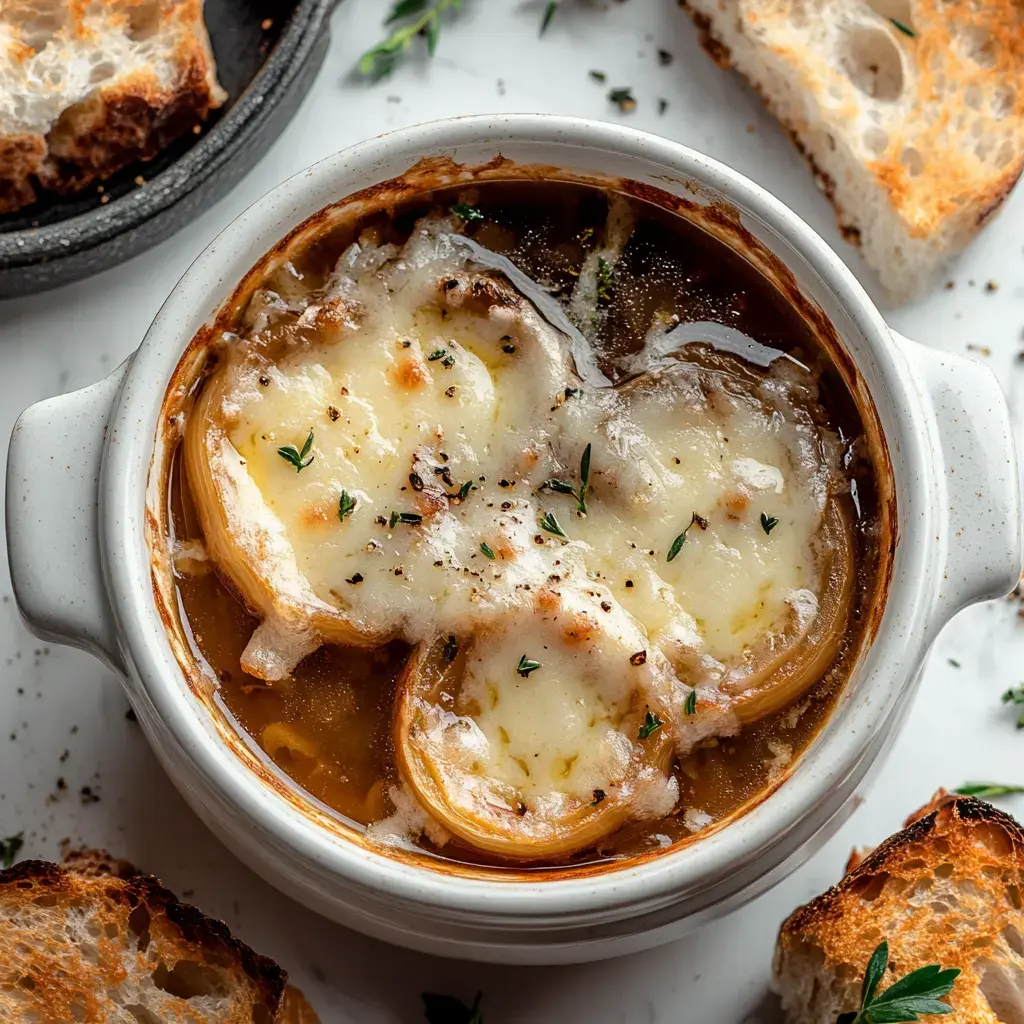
[0,0,226,213]
[773,791,1024,1023]
[683,0,1024,298]
[0,849,304,1023]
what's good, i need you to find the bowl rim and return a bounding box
[102,114,936,922]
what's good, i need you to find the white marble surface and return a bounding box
[2,1,1024,1020]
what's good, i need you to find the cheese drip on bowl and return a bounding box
[184,214,851,857]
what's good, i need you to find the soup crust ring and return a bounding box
[7,115,1021,965]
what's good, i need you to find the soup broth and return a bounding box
[159,178,888,872]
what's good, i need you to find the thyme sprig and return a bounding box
[638,711,663,740]
[277,429,314,472]
[0,832,24,869]
[540,511,567,538]
[544,442,591,514]
[517,655,541,677]
[338,490,357,521]
[357,0,463,79]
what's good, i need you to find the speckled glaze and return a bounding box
[0,0,333,300]
[6,117,1022,964]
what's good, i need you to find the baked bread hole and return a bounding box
[900,146,923,176]
[840,26,904,102]
[962,25,997,69]
[978,960,1024,1024]
[993,86,1016,119]
[863,127,889,155]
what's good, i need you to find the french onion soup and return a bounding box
[153,177,890,872]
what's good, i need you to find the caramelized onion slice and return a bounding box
[184,365,383,680]
[725,498,855,725]
[394,610,678,861]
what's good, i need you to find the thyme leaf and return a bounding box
[596,256,612,303]
[517,654,541,677]
[0,832,23,869]
[954,782,1024,798]
[451,202,484,222]
[684,689,697,715]
[637,711,663,740]
[277,429,314,472]
[540,511,567,538]
[337,490,357,522]
[540,0,557,35]
[667,511,708,562]
[760,513,779,535]
[389,510,423,527]
[480,542,496,559]
[890,17,915,36]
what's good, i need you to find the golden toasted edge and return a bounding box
[775,792,1024,1003]
[679,2,1024,247]
[0,854,289,1016]
[0,4,226,213]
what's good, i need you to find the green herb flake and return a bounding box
[837,940,958,1024]
[443,634,459,663]
[760,513,779,535]
[667,511,708,562]
[589,70,607,83]
[0,832,24,869]
[517,654,542,677]
[684,689,697,715]
[422,990,483,1024]
[954,782,1024,799]
[596,256,613,303]
[480,542,496,560]
[540,511,567,538]
[451,202,484,222]
[540,0,557,35]
[442,353,456,369]
[455,480,473,502]
[277,428,314,472]
[637,711,663,740]
[890,17,915,37]
[337,490,357,522]
[428,348,448,362]
[608,87,637,113]
[389,510,423,527]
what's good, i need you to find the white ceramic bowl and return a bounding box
[7,116,1022,965]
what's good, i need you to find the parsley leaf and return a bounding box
[838,940,959,1024]
[517,654,541,677]
[638,711,663,739]
[0,832,24,869]
[277,429,314,472]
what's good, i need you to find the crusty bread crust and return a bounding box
[0,854,288,1023]
[683,0,1024,297]
[774,793,1024,1023]
[0,1,226,214]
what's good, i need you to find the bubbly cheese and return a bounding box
[185,214,848,849]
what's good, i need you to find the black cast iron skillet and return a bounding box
[0,0,334,299]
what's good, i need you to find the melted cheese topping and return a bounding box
[184,215,849,850]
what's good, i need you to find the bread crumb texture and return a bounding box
[0,853,289,1023]
[683,0,1024,298]
[0,0,226,213]
[773,792,1024,1023]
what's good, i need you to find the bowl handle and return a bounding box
[6,359,131,676]
[894,331,1023,630]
